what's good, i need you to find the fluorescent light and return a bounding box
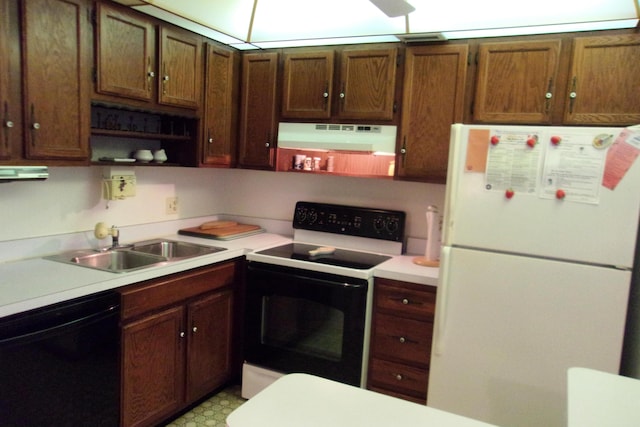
[441,19,640,39]
[252,35,401,49]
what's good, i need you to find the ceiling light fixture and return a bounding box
[369,0,415,17]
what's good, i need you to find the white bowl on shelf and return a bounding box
[134,149,153,163]
[153,149,168,163]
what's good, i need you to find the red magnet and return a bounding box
[550,135,562,145]
[505,188,515,199]
[526,136,538,148]
[556,189,566,199]
[490,135,500,145]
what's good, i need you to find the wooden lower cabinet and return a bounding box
[367,278,436,404]
[119,260,238,427]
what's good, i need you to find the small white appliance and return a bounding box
[427,124,640,427]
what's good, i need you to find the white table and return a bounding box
[226,373,498,427]
[568,367,640,427]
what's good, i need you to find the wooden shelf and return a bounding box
[91,128,191,141]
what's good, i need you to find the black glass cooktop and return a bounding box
[255,243,391,270]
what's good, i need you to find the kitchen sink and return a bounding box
[130,239,226,260]
[45,249,167,273]
[44,240,225,273]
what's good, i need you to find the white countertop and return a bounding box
[0,231,438,318]
[226,373,496,427]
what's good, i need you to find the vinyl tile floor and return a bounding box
[165,384,246,427]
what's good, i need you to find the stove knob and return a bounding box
[308,210,318,225]
[373,217,385,231]
[386,218,399,234]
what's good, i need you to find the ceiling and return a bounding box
[114,0,640,49]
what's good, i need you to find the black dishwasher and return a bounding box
[0,291,120,426]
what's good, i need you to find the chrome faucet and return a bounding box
[110,226,119,248]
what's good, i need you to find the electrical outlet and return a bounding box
[166,197,178,214]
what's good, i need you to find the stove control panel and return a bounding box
[293,201,405,242]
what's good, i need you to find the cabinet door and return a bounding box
[22,0,90,160]
[202,44,238,166]
[122,306,185,427]
[474,40,561,124]
[0,0,11,160]
[96,2,155,102]
[338,48,397,120]
[238,52,278,169]
[186,289,233,403]
[158,26,203,109]
[281,50,334,119]
[564,34,640,125]
[398,45,468,183]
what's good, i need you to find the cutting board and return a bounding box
[178,223,264,240]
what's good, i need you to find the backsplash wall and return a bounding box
[0,166,445,246]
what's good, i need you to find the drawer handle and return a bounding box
[393,334,415,344]
[395,374,403,381]
[392,297,423,306]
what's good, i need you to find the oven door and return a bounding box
[245,261,368,386]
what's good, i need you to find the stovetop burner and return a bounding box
[255,243,391,270]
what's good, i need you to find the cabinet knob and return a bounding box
[32,122,40,130]
[569,92,577,99]
[402,298,409,305]
[339,92,345,99]
[545,92,553,99]
[4,120,13,128]
[192,326,198,333]
[208,138,213,144]
[148,71,155,78]
[179,331,185,338]
[323,92,329,98]
[163,75,169,82]
[399,336,406,343]
[265,142,270,148]
[395,374,403,381]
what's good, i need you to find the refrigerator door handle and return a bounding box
[433,245,452,356]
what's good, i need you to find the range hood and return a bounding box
[277,122,396,154]
[0,166,49,182]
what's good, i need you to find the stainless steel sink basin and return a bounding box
[44,239,225,273]
[45,249,167,273]
[131,239,226,260]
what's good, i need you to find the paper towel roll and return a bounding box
[425,205,440,261]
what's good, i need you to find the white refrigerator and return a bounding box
[427,124,640,427]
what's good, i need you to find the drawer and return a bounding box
[375,279,436,320]
[368,357,428,399]
[120,261,236,320]
[371,312,432,365]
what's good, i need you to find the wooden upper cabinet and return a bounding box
[238,52,278,170]
[474,40,561,124]
[281,50,334,119]
[564,34,640,125]
[95,2,202,111]
[202,44,238,167]
[398,44,468,183]
[22,0,90,160]
[338,48,397,120]
[158,26,203,109]
[96,2,154,102]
